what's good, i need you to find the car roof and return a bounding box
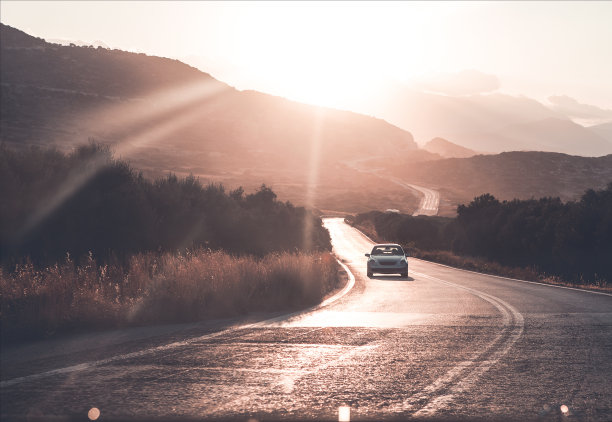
[373,243,403,248]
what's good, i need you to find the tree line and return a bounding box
[354,184,612,285]
[0,143,331,267]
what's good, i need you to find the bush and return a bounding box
[353,183,612,286]
[0,142,331,267]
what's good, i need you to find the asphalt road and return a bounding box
[2,218,611,421]
[343,157,440,216]
[387,177,440,216]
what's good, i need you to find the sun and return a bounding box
[221,3,420,109]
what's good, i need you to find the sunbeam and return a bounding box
[15,150,112,244]
[302,107,325,252]
[81,78,231,136]
[14,79,232,244]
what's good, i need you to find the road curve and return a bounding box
[387,176,440,216]
[1,218,611,420]
[343,157,440,215]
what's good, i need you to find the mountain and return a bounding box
[388,151,612,213]
[588,121,612,143]
[423,137,477,158]
[364,84,563,142]
[0,24,418,213]
[359,82,612,157]
[461,118,612,156]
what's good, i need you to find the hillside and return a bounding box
[0,24,418,213]
[388,151,612,210]
[423,137,478,158]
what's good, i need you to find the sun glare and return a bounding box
[218,3,432,109]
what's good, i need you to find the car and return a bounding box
[365,243,408,277]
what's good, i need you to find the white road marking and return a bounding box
[387,176,440,216]
[412,257,612,297]
[343,221,524,416]
[0,256,355,388]
[354,224,611,297]
[342,157,440,215]
[406,271,524,417]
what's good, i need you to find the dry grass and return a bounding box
[0,250,340,344]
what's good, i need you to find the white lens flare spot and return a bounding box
[338,405,350,421]
[560,404,569,414]
[280,375,295,394]
[88,407,100,420]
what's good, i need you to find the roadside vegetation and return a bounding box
[1,250,338,343]
[0,143,339,343]
[0,142,331,265]
[350,184,612,290]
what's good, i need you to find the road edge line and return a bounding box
[351,223,612,297]
[251,256,355,325]
[0,256,355,388]
[411,257,612,297]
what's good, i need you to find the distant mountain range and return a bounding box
[589,121,612,143]
[359,82,612,157]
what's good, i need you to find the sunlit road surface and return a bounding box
[2,219,612,421]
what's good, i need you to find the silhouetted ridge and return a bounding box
[0,22,417,199]
[0,24,47,49]
[1,23,223,98]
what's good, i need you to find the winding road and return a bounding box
[2,218,611,421]
[387,176,440,216]
[343,157,440,216]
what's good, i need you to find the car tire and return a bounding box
[367,271,373,278]
[401,271,408,277]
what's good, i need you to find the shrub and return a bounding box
[353,183,612,286]
[0,142,331,267]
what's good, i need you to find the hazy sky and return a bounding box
[1,1,611,110]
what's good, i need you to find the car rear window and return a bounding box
[371,246,404,255]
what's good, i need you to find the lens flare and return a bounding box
[88,407,100,420]
[338,405,350,421]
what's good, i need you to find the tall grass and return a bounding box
[0,250,340,343]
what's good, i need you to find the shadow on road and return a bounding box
[369,275,414,281]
